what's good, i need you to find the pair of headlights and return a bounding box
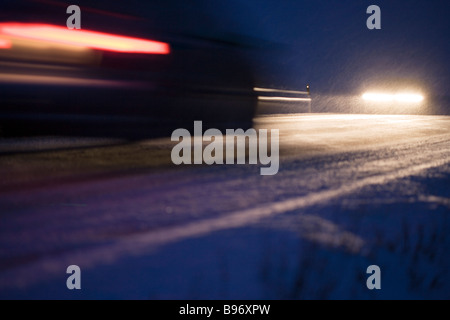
[362,92,424,103]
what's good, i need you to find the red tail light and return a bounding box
[0,23,170,54]
[0,38,12,49]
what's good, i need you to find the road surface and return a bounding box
[0,113,449,299]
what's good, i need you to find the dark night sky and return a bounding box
[206,0,449,96]
[6,0,448,97]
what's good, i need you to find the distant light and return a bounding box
[0,23,170,54]
[362,93,394,102]
[394,93,424,103]
[362,92,424,103]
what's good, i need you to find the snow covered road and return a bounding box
[0,114,449,299]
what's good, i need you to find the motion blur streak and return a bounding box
[0,73,130,86]
[258,96,311,101]
[254,87,309,95]
[362,92,424,103]
[0,23,170,54]
[0,38,12,49]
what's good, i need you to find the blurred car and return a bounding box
[0,0,258,139]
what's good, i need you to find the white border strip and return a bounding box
[258,96,311,102]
